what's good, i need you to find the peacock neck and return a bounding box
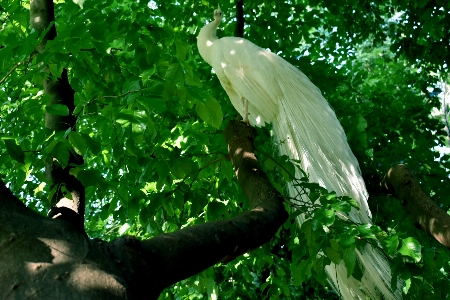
[197,18,220,66]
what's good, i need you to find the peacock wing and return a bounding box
[210,37,281,126]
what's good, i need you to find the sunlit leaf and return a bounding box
[399,237,422,263]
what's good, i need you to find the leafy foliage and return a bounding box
[0,0,449,299]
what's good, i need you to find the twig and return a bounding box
[442,81,450,142]
[1,52,35,85]
[91,88,148,102]
[105,224,121,235]
[256,147,308,201]
[110,50,126,80]
[0,61,22,85]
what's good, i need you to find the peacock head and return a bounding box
[214,5,222,21]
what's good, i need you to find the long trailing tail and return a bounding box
[270,56,401,299]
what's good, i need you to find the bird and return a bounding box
[197,6,401,300]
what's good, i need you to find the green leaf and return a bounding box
[313,208,335,226]
[141,68,156,85]
[125,138,142,157]
[156,160,170,182]
[313,256,329,286]
[22,99,44,119]
[264,157,276,171]
[127,196,140,219]
[77,169,102,187]
[200,277,217,299]
[291,244,306,263]
[156,160,170,190]
[279,157,295,181]
[343,245,356,277]
[116,109,151,135]
[173,190,184,211]
[139,204,151,226]
[352,258,364,281]
[48,184,59,205]
[68,132,87,156]
[339,230,357,247]
[331,200,351,212]
[175,40,188,62]
[356,115,367,132]
[46,104,69,116]
[139,96,166,114]
[3,139,25,164]
[162,198,174,217]
[341,196,359,209]
[80,133,101,155]
[206,201,227,221]
[381,235,400,255]
[195,96,223,129]
[290,259,311,286]
[165,63,184,84]
[300,220,314,247]
[48,63,63,78]
[171,157,193,179]
[399,237,422,263]
[123,78,141,93]
[400,277,411,295]
[325,192,337,200]
[147,194,163,216]
[357,224,378,239]
[325,246,342,265]
[51,141,70,167]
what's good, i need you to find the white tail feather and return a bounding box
[272,58,401,299]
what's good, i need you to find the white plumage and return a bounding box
[198,7,400,300]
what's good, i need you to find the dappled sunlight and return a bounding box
[37,238,80,264]
[69,265,126,293]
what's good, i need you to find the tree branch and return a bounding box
[381,164,450,248]
[234,0,244,38]
[128,120,289,297]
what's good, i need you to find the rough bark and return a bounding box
[381,164,450,248]
[234,0,244,38]
[30,0,85,228]
[0,120,288,299]
[29,0,56,53]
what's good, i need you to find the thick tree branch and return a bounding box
[381,164,450,248]
[0,182,107,300]
[130,120,289,298]
[0,179,27,213]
